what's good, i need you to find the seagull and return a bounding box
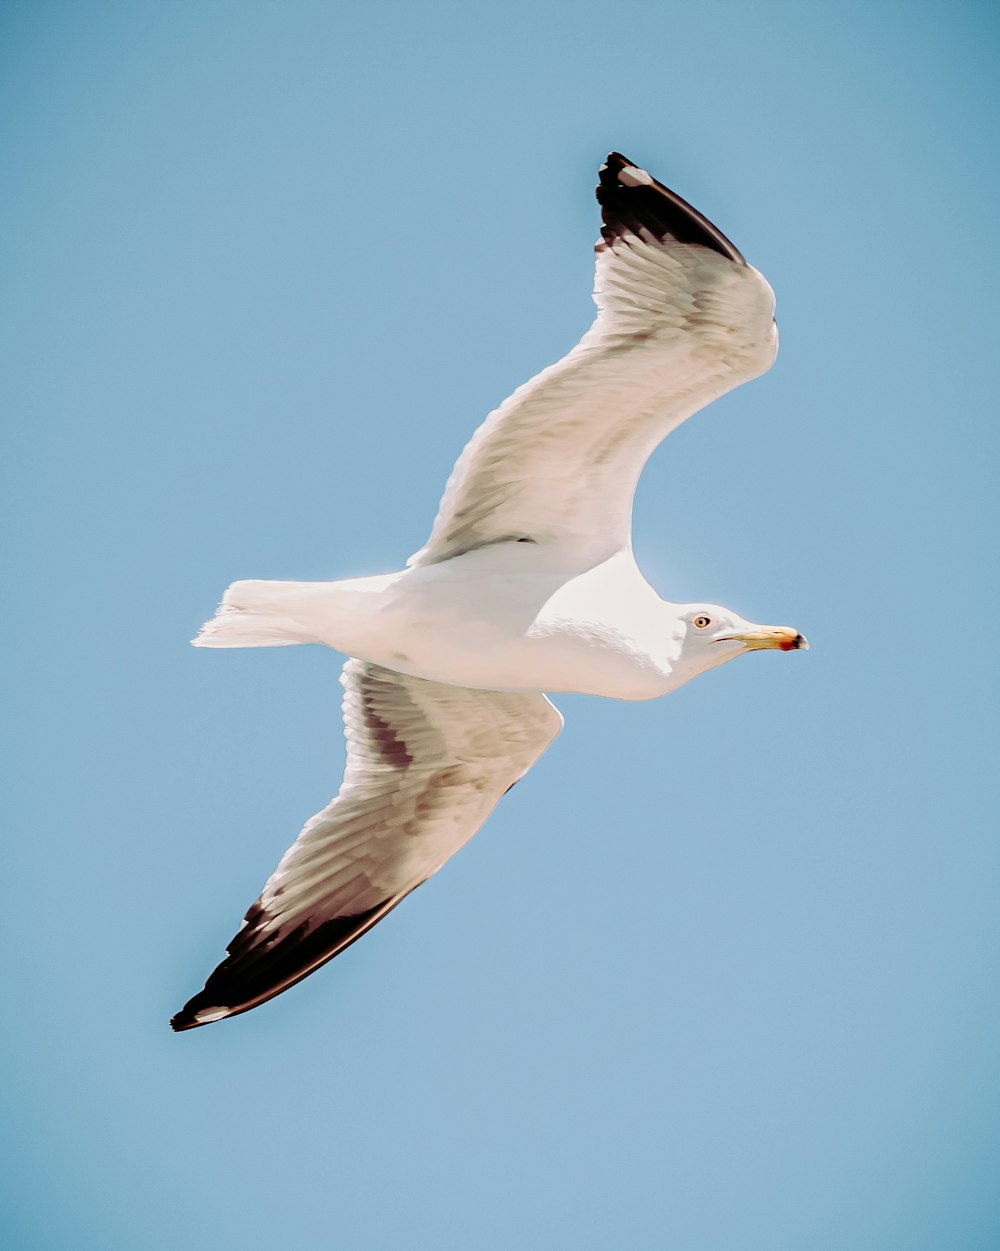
[171,152,806,1032]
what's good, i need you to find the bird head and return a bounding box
[674,604,808,680]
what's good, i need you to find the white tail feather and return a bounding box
[192,580,326,649]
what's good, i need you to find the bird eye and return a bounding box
[693,615,712,629]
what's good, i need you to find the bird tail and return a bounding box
[192,580,329,648]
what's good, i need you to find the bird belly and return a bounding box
[354,619,669,700]
[307,550,675,700]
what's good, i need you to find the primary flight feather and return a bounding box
[171,152,806,1032]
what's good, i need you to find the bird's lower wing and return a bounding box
[171,661,563,1030]
[408,152,777,568]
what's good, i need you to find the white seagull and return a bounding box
[172,152,806,1031]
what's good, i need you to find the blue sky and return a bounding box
[3,2,998,1247]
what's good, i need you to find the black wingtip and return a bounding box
[169,889,421,1032]
[169,1004,218,1032]
[170,983,240,1032]
[596,152,746,265]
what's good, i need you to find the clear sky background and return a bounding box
[3,2,998,1248]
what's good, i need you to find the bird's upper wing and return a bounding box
[408,152,777,568]
[171,660,562,1030]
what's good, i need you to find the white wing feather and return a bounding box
[408,154,777,567]
[171,660,562,1028]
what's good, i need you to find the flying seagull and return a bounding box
[171,152,806,1032]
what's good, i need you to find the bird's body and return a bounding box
[201,546,699,700]
[172,152,806,1032]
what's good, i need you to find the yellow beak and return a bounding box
[721,626,808,652]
